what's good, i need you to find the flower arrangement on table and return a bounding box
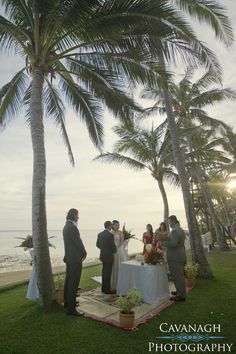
[15,235,56,250]
[143,244,164,265]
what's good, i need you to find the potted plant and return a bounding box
[184,263,199,288]
[116,289,142,328]
[54,274,65,303]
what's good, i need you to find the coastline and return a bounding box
[0,260,101,290]
[0,253,140,290]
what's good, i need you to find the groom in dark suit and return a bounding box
[96,221,117,294]
[63,208,87,316]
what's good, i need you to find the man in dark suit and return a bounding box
[162,215,187,302]
[63,208,87,316]
[96,221,117,294]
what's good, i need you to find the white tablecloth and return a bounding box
[117,260,169,304]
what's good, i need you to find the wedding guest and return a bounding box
[110,220,125,291]
[26,248,40,300]
[162,215,187,302]
[154,222,169,261]
[96,221,117,294]
[142,224,154,254]
[155,222,168,239]
[63,208,87,316]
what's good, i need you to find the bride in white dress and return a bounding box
[110,220,127,291]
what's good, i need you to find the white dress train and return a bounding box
[26,249,40,300]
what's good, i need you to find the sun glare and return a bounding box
[228,179,236,190]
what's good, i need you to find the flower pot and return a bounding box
[119,311,135,328]
[185,278,196,288]
[56,289,64,303]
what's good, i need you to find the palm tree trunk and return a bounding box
[196,172,230,251]
[220,198,232,226]
[186,131,230,251]
[156,177,169,223]
[159,54,213,278]
[30,68,56,308]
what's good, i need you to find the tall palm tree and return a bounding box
[136,0,234,277]
[95,121,178,222]
[0,0,169,308]
[143,67,236,250]
[184,126,233,250]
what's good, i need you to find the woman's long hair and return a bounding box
[146,224,153,237]
[159,222,167,232]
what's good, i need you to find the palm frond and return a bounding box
[41,0,98,55]
[191,69,220,92]
[164,171,180,187]
[59,71,104,149]
[94,152,146,171]
[174,0,234,46]
[141,104,166,119]
[23,82,32,124]
[0,15,32,57]
[63,56,143,121]
[191,88,236,107]
[2,0,34,28]
[44,80,74,166]
[0,68,28,128]
[189,110,232,132]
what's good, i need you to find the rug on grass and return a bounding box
[77,283,192,331]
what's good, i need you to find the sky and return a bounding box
[0,0,236,232]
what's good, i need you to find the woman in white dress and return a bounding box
[110,220,126,291]
[26,248,40,300]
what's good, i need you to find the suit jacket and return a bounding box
[63,220,87,264]
[96,229,117,263]
[162,224,187,262]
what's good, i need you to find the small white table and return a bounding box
[117,260,169,304]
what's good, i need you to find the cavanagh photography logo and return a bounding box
[148,323,234,352]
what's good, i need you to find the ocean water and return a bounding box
[0,229,145,273]
[0,229,190,273]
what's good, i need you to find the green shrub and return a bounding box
[116,289,142,314]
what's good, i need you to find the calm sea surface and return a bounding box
[0,229,145,273]
[0,229,190,273]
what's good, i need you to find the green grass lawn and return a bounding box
[1,251,236,354]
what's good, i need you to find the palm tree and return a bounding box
[184,126,233,250]
[136,0,234,277]
[95,121,178,222]
[0,0,170,308]
[143,67,236,250]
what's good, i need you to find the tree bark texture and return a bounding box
[159,54,213,277]
[30,68,56,308]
